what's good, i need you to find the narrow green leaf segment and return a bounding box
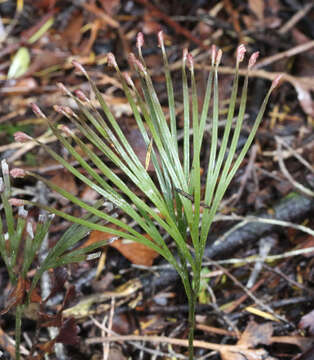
[9,35,279,360]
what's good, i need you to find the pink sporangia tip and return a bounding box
[75,89,89,102]
[271,74,283,89]
[9,198,25,207]
[215,49,223,66]
[10,168,26,178]
[187,53,194,70]
[63,106,76,117]
[53,104,63,113]
[57,82,71,96]
[14,131,32,143]
[182,48,188,63]
[107,53,117,68]
[157,30,164,48]
[136,32,144,49]
[31,103,46,118]
[58,124,73,136]
[123,72,134,87]
[134,58,146,75]
[128,53,137,67]
[211,44,217,65]
[72,60,87,76]
[236,44,246,63]
[248,51,259,69]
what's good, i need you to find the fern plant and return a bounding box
[11,32,281,359]
[0,160,110,360]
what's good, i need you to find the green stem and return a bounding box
[15,304,24,360]
[188,258,201,360]
[188,292,196,360]
[179,257,201,360]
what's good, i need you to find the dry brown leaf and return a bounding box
[99,0,120,16]
[238,320,273,348]
[143,11,162,34]
[221,321,274,360]
[61,11,84,48]
[109,236,159,266]
[86,228,159,266]
[1,278,41,315]
[51,170,78,196]
[220,348,275,360]
[299,310,314,335]
[0,77,37,95]
[248,0,264,20]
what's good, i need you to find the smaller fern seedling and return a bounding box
[0,159,110,360]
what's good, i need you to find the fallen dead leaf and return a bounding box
[248,0,264,21]
[51,170,78,197]
[221,321,274,360]
[86,227,159,266]
[238,321,273,348]
[109,236,159,266]
[299,310,314,335]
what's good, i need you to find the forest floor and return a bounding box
[0,1,314,359]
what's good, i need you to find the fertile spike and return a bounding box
[215,49,223,66]
[31,103,47,118]
[58,124,73,136]
[14,131,32,143]
[63,106,76,118]
[128,53,137,68]
[57,82,71,96]
[271,74,283,90]
[248,51,259,70]
[107,53,118,68]
[72,60,88,76]
[133,58,146,75]
[53,104,63,114]
[137,32,144,49]
[182,48,188,63]
[157,30,164,48]
[236,44,246,63]
[75,89,89,102]
[187,53,194,71]
[211,44,217,65]
[10,168,26,178]
[123,72,134,87]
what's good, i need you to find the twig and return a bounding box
[103,298,115,360]
[216,214,314,237]
[206,247,314,265]
[263,264,314,295]
[204,259,287,323]
[278,3,314,35]
[133,0,209,49]
[90,317,188,359]
[275,136,314,173]
[275,137,314,197]
[255,40,314,69]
